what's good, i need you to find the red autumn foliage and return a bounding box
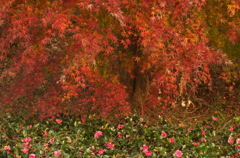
[0,0,234,119]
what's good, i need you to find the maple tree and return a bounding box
[0,0,235,119]
[203,0,240,82]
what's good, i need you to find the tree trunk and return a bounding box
[130,69,150,114]
[116,38,151,114]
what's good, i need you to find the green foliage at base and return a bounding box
[0,112,239,157]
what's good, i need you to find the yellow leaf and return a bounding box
[134,56,141,62]
[158,43,165,48]
[220,19,227,24]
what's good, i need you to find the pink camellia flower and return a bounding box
[117,133,123,138]
[56,119,62,124]
[104,142,115,149]
[21,148,29,154]
[202,130,206,135]
[144,150,153,157]
[213,117,219,121]
[229,126,234,132]
[169,138,175,143]
[80,117,85,123]
[118,124,124,129]
[199,138,207,143]
[236,138,240,144]
[192,142,199,146]
[21,137,31,143]
[4,146,11,150]
[89,146,95,154]
[43,132,48,137]
[235,145,240,149]
[42,143,49,147]
[54,150,61,156]
[228,137,235,144]
[23,143,32,149]
[29,154,36,158]
[96,149,104,155]
[49,138,55,144]
[94,131,103,139]
[3,137,9,140]
[174,150,183,157]
[141,144,150,152]
[188,127,193,132]
[161,131,167,138]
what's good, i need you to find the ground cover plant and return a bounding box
[1,112,239,157]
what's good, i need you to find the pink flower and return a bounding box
[94,131,103,139]
[56,119,62,124]
[3,137,9,140]
[228,137,235,144]
[235,145,240,149]
[174,150,183,157]
[54,150,61,156]
[229,126,234,132]
[118,124,124,129]
[161,131,167,138]
[23,143,32,149]
[49,138,55,144]
[188,127,193,132]
[117,133,123,138]
[80,117,85,123]
[104,142,115,149]
[202,130,206,135]
[213,117,218,121]
[169,138,175,143]
[29,154,36,158]
[89,146,95,153]
[42,143,49,147]
[21,137,31,143]
[199,138,207,143]
[236,138,240,144]
[96,149,104,155]
[126,135,130,138]
[192,142,199,146]
[43,132,48,137]
[141,144,150,152]
[21,148,29,154]
[144,150,153,157]
[4,146,11,150]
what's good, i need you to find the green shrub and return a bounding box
[0,113,239,157]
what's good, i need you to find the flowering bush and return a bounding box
[0,112,239,157]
